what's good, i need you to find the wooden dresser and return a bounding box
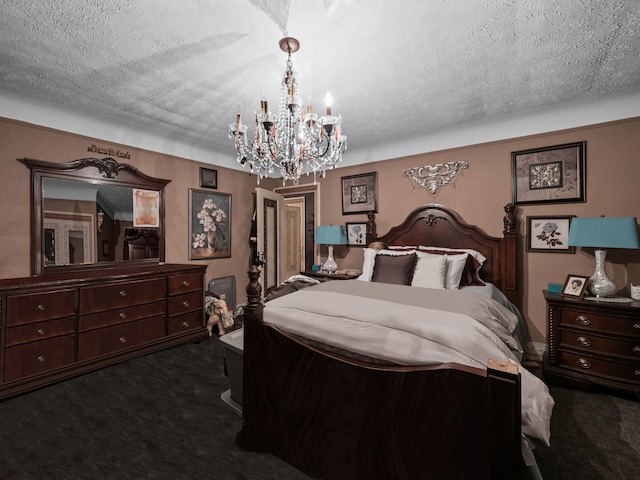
[0,263,207,400]
[544,290,640,398]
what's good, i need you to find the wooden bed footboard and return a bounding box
[237,266,522,480]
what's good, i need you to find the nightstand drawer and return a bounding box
[559,350,640,385]
[559,329,640,360]
[559,307,640,336]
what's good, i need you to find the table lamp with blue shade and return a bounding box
[568,216,639,298]
[315,225,347,274]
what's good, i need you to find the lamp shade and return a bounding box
[568,217,639,249]
[315,225,347,245]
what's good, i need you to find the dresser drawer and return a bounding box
[558,350,640,385]
[5,317,76,347]
[559,307,640,336]
[4,335,76,382]
[79,301,166,332]
[168,291,203,317]
[167,310,203,335]
[167,272,203,296]
[6,289,76,326]
[559,329,640,361]
[77,315,165,361]
[79,278,165,314]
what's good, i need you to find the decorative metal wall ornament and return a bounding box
[403,161,469,200]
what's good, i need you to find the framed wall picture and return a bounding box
[512,141,586,205]
[527,215,575,253]
[345,222,367,246]
[200,167,218,189]
[189,189,231,260]
[561,274,589,299]
[341,172,378,214]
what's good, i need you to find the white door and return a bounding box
[283,197,305,279]
[256,188,284,299]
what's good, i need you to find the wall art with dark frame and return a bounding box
[345,222,367,247]
[341,172,378,215]
[199,167,218,189]
[512,141,586,205]
[526,215,575,253]
[189,189,231,260]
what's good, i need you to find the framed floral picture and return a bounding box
[512,142,586,205]
[527,215,575,253]
[189,189,231,260]
[341,172,378,215]
[345,222,367,246]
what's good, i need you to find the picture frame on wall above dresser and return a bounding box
[189,189,231,260]
[512,141,586,205]
[526,215,576,253]
[199,167,218,189]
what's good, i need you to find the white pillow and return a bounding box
[411,252,446,289]
[357,248,416,282]
[419,246,486,268]
[443,253,468,289]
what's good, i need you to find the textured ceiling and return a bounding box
[1,0,639,172]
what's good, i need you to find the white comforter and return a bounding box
[264,280,554,445]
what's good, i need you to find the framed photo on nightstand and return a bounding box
[561,274,589,299]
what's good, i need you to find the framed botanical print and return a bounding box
[341,172,378,215]
[345,222,367,246]
[527,215,575,253]
[189,189,231,260]
[512,142,586,205]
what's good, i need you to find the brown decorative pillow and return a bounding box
[371,252,417,285]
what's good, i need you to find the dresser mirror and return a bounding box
[19,157,171,275]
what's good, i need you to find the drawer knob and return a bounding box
[37,328,46,336]
[634,346,640,353]
[578,336,591,347]
[119,312,127,320]
[577,358,591,369]
[37,304,45,312]
[182,280,190,288]
[636,370,640,376]
[119,290,127,297]
[182,321,190,328]
[37,355,45,363]
[576,315,590,326]
[182,300,190,308]
[119,337,127,344]
[635,323,640,330]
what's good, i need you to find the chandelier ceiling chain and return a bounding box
[229,37,347,185]
[403,161,469,201]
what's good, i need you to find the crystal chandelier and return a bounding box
[229,37,347,185]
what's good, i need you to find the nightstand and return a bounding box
[543,290,640,398]
[302,271,360,281]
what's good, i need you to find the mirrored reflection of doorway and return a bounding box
[44,228,56,266]
[68,229,85,264]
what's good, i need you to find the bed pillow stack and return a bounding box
[358,245,486,289]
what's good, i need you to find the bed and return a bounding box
[236,203,552,480]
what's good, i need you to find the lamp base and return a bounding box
[323,245,338,274]
[587,249,617,298]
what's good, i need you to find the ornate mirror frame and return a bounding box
[19,157,171,275]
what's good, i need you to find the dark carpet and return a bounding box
[0,338,638,480]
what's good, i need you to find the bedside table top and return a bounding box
[543,290,640,311]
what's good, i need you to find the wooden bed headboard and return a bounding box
[369,203,520,308]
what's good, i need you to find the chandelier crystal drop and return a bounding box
[229,37,347,185]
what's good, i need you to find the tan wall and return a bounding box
[315,117,640,344]
[2,116,639,343]
[0,118,256,304]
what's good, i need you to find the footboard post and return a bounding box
[487,359,522,480]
